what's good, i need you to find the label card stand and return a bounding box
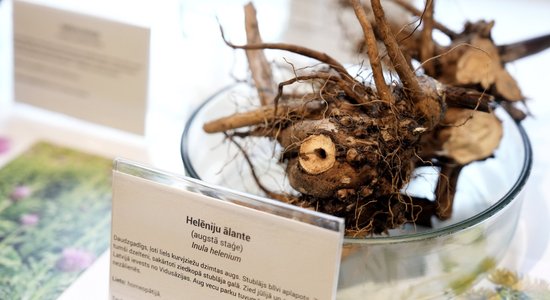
[110,159,344,300]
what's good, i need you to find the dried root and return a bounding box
[203,1,517,235]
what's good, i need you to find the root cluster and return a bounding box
[202,1,549,235]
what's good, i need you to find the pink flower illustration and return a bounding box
[56,248,95,272]
[20,213,40,226]
[0,136,10,154]
[10,185,32,201]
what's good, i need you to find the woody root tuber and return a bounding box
[202,0,550,236]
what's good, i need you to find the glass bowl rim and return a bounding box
[181,83,533,244]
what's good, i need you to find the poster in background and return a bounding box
[13,0,150,135]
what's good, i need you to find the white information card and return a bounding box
[110,160,344,300]
[13,0,150,134]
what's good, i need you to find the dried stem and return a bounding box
[419,0,435,76]
[220,24,352,82]
[498,33,550,63]
[435,162,463,220]
[244,3,276,106]
[370,0,423,104]
[350,0,393,104]
[390,0,458,39]
[203,99,327,133]
[443,85,494,112]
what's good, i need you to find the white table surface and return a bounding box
[1,0,549,298]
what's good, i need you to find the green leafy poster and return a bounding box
[0,141,112,299]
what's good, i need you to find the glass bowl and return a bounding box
[181,83,532,299]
